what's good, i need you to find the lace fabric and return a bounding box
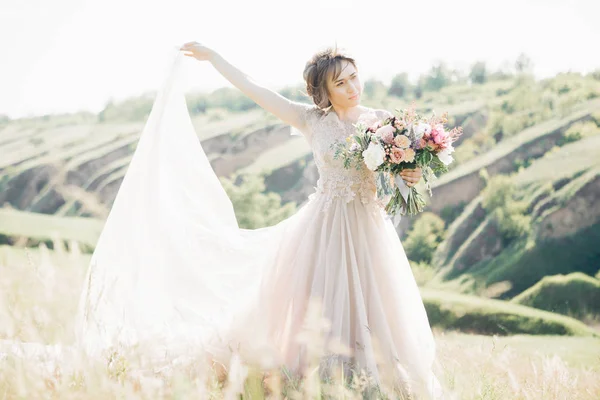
[295,104,392,216]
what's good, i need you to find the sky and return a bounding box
[1,0,598,119]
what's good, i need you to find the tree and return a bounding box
[363,78,387,99]
[481,174,531,241]
[97,96,153,122]
[413,76,425,99]
[208,87,257,111]
[424,62,451,91]
[388,73,411,98]
[186,93,208,115]
[403,212,446,264]
[490,60,514,80]
[469,61,488,84]
[515,53,533,74]
[220,174,296,229]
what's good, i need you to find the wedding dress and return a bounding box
[5,50,444,398]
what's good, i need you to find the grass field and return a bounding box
[0,209,103,249]
[0,243,598,399]
[515,134,600,186]
[1,75,600,398]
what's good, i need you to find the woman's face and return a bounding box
[326,60,362,109]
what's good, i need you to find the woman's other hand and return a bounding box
[180,41,216,62]
[400,167,422,187]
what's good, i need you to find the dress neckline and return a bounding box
[326,106,373,125]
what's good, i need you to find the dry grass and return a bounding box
[1,243,599,399]
[0,209,103,249]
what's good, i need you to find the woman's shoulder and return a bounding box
[297,102,326,121]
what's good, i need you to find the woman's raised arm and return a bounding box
[180,42,309,133]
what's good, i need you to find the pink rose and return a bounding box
[393,134,411,149]
[430,124,447,145]
[389,147,406,164]
[418,138,427,149]
[375,125,396,144]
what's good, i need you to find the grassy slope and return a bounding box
[240,137,311,174]
[433,98,600,188]
[435,127,600,256]
[433,164,600,300]
[515,134,600,185]
[421,288,598,337]
[511,272,600,319]
[0,209,103,248]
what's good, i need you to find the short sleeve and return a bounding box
[289,102,319,142]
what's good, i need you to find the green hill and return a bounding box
[2,71,600,318]
[511,272,600,320]
[431,134,600,299]
[422,288,598,336]
[427,99,600,214]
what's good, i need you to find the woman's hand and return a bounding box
[400,167,422,187]
[180,41,216,62]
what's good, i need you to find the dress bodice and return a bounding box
[296,105,393,213]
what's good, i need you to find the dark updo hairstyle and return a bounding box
[302,45,358,109]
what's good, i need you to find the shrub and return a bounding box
[439,202,467,226]
[469,61,488,85]
[206,87,257,112]
[404,213,446,264]
[220,174,296,229]
[481,175,531,241]
[98,96,154,122]
[409,260,436,286]
[388,73,411,98]
[558,121,600,146]
[423,62,451,92]
[592,111,600,127]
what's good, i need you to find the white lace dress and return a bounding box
[194,104,444,398]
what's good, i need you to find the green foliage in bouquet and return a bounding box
[332,105,462,217]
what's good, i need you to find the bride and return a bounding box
[72,42,444,398]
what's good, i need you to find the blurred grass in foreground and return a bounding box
[0,242,598,399]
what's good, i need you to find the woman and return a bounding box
[76,43,444,398]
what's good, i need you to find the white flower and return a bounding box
[413,122,431,140]
[362,142,385,171]
[437,146,454,166]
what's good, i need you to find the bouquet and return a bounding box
[332,103,462,217]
